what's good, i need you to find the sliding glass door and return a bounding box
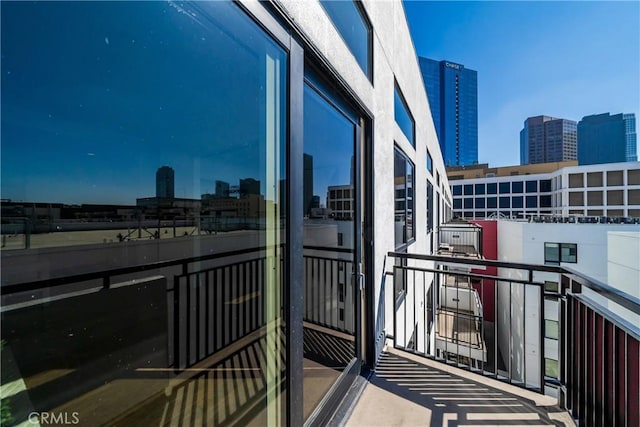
[302,75,362,423]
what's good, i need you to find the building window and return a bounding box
[526,180,538,193]
[545,320,559,340]
[545,358,559,379]
[427,181,434,232]
[463,184,473,195]
[320,0,372,79]
[540,195,552,208]
[453,185,462,196]
[394,84,415,146]
[453,198,462,210]
[544,281,559,292]
[526,195,537,208]
[475,198,485,209]
[540,179,552,192]
[499,182,510,194]
[512,196,523,209]
[464,198,473,209]
[512,181,523,193]
[427,150,433,174]
[499,196,510,209]
[545,242,577,263]
[394,147,414,247]
[487,183,497,194]
[487,197,497,209]
[475,183,485,195]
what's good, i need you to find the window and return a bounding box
[320,0,372,78]
[545,320,559,340]
[394,147,414,247]
[426,151,433,174]
[453,198,462,210]
[453,185,462,196]
[394,84,415,146]
[545,358,559,379]
[526,180,537,193]
[544,281,559,292]
[1,1,289,423]
[540,195,552,208]
[512,196,523,209]
[427,181,434,232]
[526,195,537,208]
[487,183,497,194]
[540,179,552,192]
[499,182,510,194]
[474,183,485,195]
[464,198,473,209]
[512,181,523,193]
[475,198,485,209]
[499,196,510,209]
[545,243,577,263]
[487,197,497,209]
[463,184,473,195]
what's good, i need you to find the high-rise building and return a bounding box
[577,113,637,165]
[520,116,577,165]
[156,166,175,199]
[303,154,313,215]
[239,178,260,196]
[419,57,478,167]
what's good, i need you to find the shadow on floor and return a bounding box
[349,351,572,426]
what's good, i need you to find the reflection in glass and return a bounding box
[394,85,415,146]
[394,148,414,247]
[302,82,357,420]
[1,1,286,425]
[320,0,371,78]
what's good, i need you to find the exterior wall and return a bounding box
[497,221,640,389]
[607,231,640,326]
[470,219,497,321]
[276,0,452,354]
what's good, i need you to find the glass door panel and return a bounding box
[302,81,360,421]
[0,1,287,425]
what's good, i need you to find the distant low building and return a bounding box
[448,161,640,219]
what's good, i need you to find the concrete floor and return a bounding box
[344,348,575,427]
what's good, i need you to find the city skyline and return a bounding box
[404,0,640,167]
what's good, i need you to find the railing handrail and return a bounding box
[1,244,352,295]
[388,251,640,315]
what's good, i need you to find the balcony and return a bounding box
[373,246,639,426]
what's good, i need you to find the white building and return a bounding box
[450,161,640,220]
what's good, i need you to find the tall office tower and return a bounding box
[419,57,478,167]
[577,113,637,165]
[303,153,313,215]
[239,178,260,196]
[520,116,577,165]
[214,180,230,198]
[156,166,175,199]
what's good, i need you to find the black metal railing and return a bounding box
[1,244,354,425]
[386,251,640,426]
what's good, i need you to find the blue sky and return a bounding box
[404,0,640,167]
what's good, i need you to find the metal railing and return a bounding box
[386,251,640,426]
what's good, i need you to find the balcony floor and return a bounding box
[344,348,575,427]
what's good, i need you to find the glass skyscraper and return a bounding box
[419,57,478,167]
[577,113,638,165]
